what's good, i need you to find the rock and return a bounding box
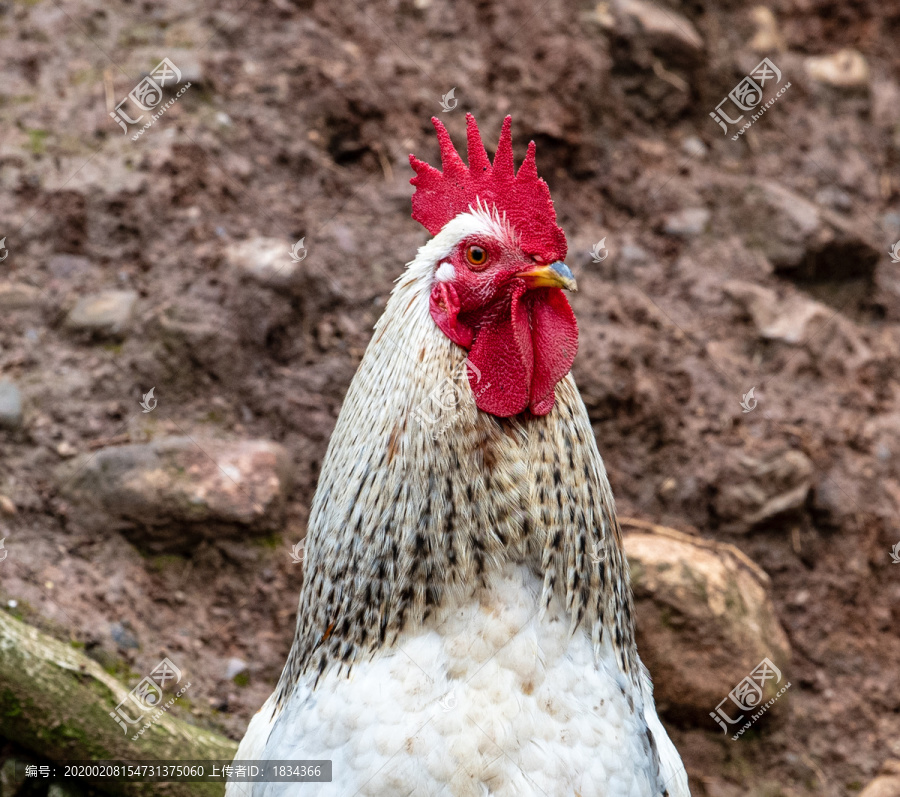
[680,136,707,159]
[163,49,204,85]
[805,49,870,91]
[748,6,786,53]
[59,437,292,553]
[624,523,791,725]
[723,281,823,343]
[151,300,248,388]
[47,253,92,279]
[225,657,248,680]
[815,186,853,213]
[109,621,140,650]
[0,380,23,429]
[859,760,900,797]
[715,178,880,283]
[882,211,900,242]
[55,441,77,458]
[0,757,57,795]
[65,290,137,339]
[609,0,704,61]
[0,282,41,310]
[228,236,305,291]
[0,758,35,797]
[663,207,710,237]
[0,758,17,795]
[756,296,827,344]
[859,762,900,797]
[133,48,203,86]
[620,242,650,266]
[723,280,871,370]
[49,783,87,797]
[713,448,815,533]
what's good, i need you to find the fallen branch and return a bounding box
[0,610,237,796]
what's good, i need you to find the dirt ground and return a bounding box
[2,0,900,794]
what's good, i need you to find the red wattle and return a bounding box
[465,283,533,417]
[462,284,578,418]
[527,288,579,415]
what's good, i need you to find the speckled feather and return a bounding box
[228,211,690,796]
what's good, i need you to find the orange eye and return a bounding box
[465,245,488,267]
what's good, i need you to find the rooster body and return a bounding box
[230,119,689,797]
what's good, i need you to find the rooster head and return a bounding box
[409,114,578,418]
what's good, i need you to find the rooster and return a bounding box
[229,115,690,797]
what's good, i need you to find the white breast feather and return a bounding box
[229,566,686,797]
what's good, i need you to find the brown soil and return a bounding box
[2,0,900,794]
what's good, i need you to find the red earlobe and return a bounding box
[429,282,474,349]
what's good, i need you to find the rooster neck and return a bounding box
[275,251,638,704]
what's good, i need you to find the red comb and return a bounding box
[409,114,567,263]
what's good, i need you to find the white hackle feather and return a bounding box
[228,210,690,797]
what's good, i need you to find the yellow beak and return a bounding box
[514,260,578,292]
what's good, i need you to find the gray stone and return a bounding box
[610,0,704,59]
[714,178,881,283]
[663,207,710,237]
[723,280,871,370]
[164,49,204,85]
[680,136,707,159]
[0,380,22,429]
[65,290,137,338]
[815,186,853,213]
[619,243,650,266]
[881,211,900,240]
[620,243,650,266]
[0,758,29,796]
[135,48,203,86]
[228,237,305,291]
[59,436,292,553]
[49,784,88,797]
[225,657,248,680]
[109,621,140,650]
[48,254,92,279]
[713,448,815,533]
[0,282,41,310]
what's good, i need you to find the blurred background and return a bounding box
[1,0,900,795]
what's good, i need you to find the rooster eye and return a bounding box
[465,245,488,268]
